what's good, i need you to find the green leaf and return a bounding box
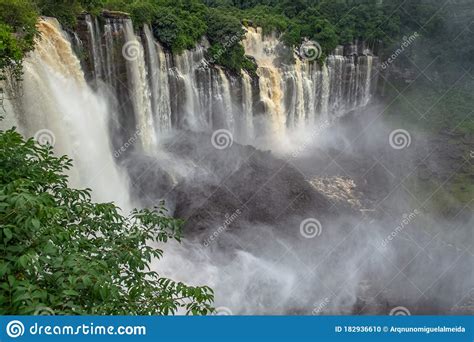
[31,218,40,229]
[3,227,12,242]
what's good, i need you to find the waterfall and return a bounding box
[123,20,156,151]
[243,27,285,138]
[363,55,374,106]
[241,27,378,135]
[217,68,234,132]
[76,17,378,147]
[4,15,379,209]
[4,18,131,210]
[143,25,171,132]
[84,15,104,83]
[172,45,212,131]
[320,64,330,121]
[241,71,254,140]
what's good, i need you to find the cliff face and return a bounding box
[72,13,379,157]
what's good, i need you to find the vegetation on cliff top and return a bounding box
[0,0,445,75]
[0,0,38,79]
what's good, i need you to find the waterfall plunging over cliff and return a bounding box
[243,27,376,131]
[0,14,396,316]
[74,15,377,150]
[3,13,378,209]
[3,14,379,209]
[2,12,470,317]
[4,18,131,209]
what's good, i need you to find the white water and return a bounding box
[144,24,172,132]
[5,18,131,211]
[123,20,156,151]
[3,16,384,315]
[241,71,254,140]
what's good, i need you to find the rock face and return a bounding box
[125,131,336,236]
[101,10,130,19]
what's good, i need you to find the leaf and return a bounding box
[31,218,40,229]
[3,227,12,242]
[18,255,29,269]
[62,290,79,297]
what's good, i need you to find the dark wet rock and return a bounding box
[128,131,336,234]
[101,10,130,19]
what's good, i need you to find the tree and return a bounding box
[0,0,38,80]
[0,128,214,315]
[0,24,24,80]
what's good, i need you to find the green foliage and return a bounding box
[34,0,83,28]
[238,6,289,35]
[0,0,38,79]
[150,8,206,53]
[33,0,106,27]
[206,8,243,45]
[0,128,214,315]
[208,43,256,74]
[0,0,446,76]
[0,24,24,80]
[205,7,255,73]
[127,1,160,26]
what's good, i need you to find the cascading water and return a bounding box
[143,24,172,132]
[3,14,385,315]
[241,71,254,140]
[243,28,286,138]
[3,18,131,210]
[76,17,378,148]
[123,20,156,151]
[242,27,378,128]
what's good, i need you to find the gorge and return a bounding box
[1,10,471,315]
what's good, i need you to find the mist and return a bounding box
[2,1,472,316]
[129,103,472,315]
